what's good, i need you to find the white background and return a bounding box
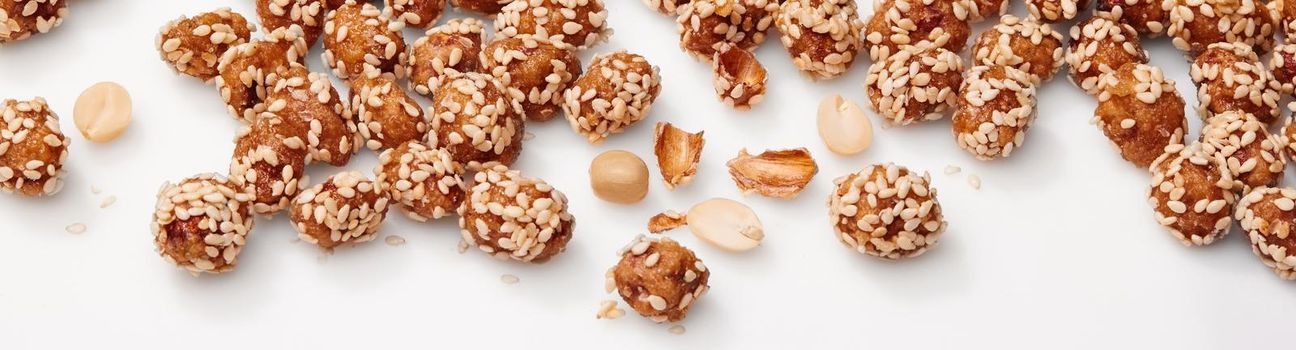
[1,0,1294,348]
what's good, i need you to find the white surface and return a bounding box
[1,1,1294,349]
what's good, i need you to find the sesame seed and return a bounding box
[500,274,520,284]
[65,223,86,234]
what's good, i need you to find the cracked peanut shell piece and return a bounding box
[450,0,510,15]
[1269,44,1296,96]
[654,122,704,190]
[494,0,610,51]
[290,171,390,251]
[1065,16,1148,95]
[1190,42,1281,123]
[645,0,688,15]
[865,43,964,127]
[775,0,864,80]
[952,65,1038,161]
[562,51,662,144]
[726,148,818,199]
[712,43,768,110]
[828,163,946,260]
[676,0,778,60]
[1200,111,1286,191]
[0,0,67,44]
[215,26,310,123]
[1093,63,1187,169]
[256,0,326,46]
[1147,142,1236,246]
[1236,186,1296,280]
[1027,0,1090,23]
[1093,0,1170,36]
[322,0,408,80]
[482,35,582,122]
[862,0,972,62]
[0,97,68,197]
[349,72,430,151]
[428,72,525,169]
[229,115,309,216]
[458,165,576,263]
[970,15,1065,83]
[608,235,710,323]
[156,8,254,82]
[384,0,446,29]
[151,174,255,275]
[263,63,360,167]
[1167,0,1276,56]
[407,18,485,97]
[375,141,466,222]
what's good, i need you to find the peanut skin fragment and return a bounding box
[653,122,705,190]
[726,148,818,199]
[648,210,687,233]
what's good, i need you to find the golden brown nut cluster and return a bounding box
[1066,17,1148,94]
[865,43,964,126]
[229,115,309,216]
[644,0,688,15]
[1093,63,1187,169]
[494,0,611,51]
[157,8,255,82]
[483,36,582,121]
[215,26,310,123]
[608,235,710,323]
[256,0,326,46]
[1200,111,1286,190]
[263,63,361,167]
[458,165,576,263]
[0,0,68,44]
[1093,0,1170,35]
[1189,42,1281,123]
[349,73,430,151]
[863,0,971,62]
[451,0,510,15]
[407,18,485,96]
[290,171,390,251]
[676,0,778,60]
[1236,186,1296,280]
[1147,143,1235,246]
[1268,44,1296,96]
[712,44,768,110]
[775,0,864,80]
[375,141,465,221]
[1167,0,1275,56]
[1027,0,1090,23]
[970,15,1065,83]
[428,72,525,169]
[384,0,446,29]
[828,163,946,259]
[151,174,256,275]
[563,51,662,144]
[322,0,408,80]
[0,97,68,197]
[952,65,1038,160]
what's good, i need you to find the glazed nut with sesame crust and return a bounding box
[229,115,310,216]
[775,0,865,80]
[0,0,68,44]
[1093,63,1187,169]
[374,141,466,222]
[1284,112,1296,161]
[322,0,409,80]
[675,0,779,60]
[1189,42,1281,123]
[156,8,254,82]
[952,65,1038,161]
[862,0,972,62]
[151,174,255,275]
[1167,0,1276,57]
[427,72,525,169]
[494,0,611,51]
[482,35,583,122]
[1200,111,1286,191]
[349,71,430,152]
[712,43,768,110]
[450,0,511,16]
[645,0,688,15]
[1093,0,1170,36]
[1065,17,1148,95]
[0,97,68,197]
[263,63,361,167]
[407,18,485,97]
[383,0,446,29]
[256,0,326,46]
[1236,186,1296,280]
[1147,142,1236,246]
[970,15,1065,83]
[458,165,576,263]
[1027,0,1090,23]
[608,235,710,323]
[865,43,964,127]
[1279,0,1296,39]
[1268,44,1296,96]
[562,51,662,144]
[828,163,947,260]
[215,26,310,123]
[290,171,390,251]
[966,0,1009,23]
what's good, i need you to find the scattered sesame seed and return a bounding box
[944,165,961,175]
[668,325,687,334]
[65,223,86,234]
[968,174,982,190]
[385,235,407,246]
[99,195,117,209]
[500,274,520,284]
